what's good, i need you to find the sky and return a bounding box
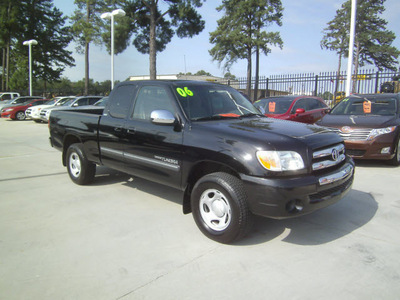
[52,0,400,83]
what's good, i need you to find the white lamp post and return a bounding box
[101,9,126,90]
[23,39,38,96]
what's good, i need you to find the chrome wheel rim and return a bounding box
[69,152,81,178]
[397,139,400,162]
[199,189,231,231]
[16,112,25,120]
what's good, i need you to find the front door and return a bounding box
[123,84,184,189]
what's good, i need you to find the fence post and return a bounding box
[314,75,318,96]
[374,71,379,93]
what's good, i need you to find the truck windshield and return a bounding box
[331,95,397,116]
[173,84,260,121]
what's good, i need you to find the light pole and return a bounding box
[101,9,126,90]
[23,39,38,96]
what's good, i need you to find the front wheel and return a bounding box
[191,172,253,243]
[66,143,96,185]
[15,111,26,120]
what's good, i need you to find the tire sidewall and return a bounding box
[15,111,25,120]
[66,144,95,185]
[191,172,250,243]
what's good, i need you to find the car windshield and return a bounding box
[94,97,108,106]
[13,98,29,104]
[254,97,293,114]
[173,84,260,121]
[62,99,76,106]
[55,98,75,106]
[45,99,56,105]
[331,95,397,116]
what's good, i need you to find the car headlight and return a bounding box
[257,151,305,171]
[4,108,13,112]
[367,126,396,140]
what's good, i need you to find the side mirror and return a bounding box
[72,103,78,107]
[295,108,305,115]
[150,110,176,125]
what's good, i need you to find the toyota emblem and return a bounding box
[332,149,339,161]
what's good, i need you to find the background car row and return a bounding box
[0,95,107,122]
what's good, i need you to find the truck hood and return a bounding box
[317,114,398,128]
[196,116,341,150]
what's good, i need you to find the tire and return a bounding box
[66,143,96,185]
[191,172,253,243]
[15,111,26,120]
[389,136,400,166]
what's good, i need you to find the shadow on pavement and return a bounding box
[239,189,377,246]
[91,166,378,246]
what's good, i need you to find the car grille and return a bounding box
[309,174,353,203]
[346,149,366,157]
[25,108,32,116]
[40,110,47,117]
[312,143,346,171]
[328,127,372,141]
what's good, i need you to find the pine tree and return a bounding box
[71,0,107,95]
[209,0,283,99]
[115,0,205,80]
[321,0,399,92]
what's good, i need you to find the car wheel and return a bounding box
[389,136,400,166]
[191,172,253,243]
[15,111,26,120]
[66,143,96,185]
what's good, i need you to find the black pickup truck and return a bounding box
[49,80,355,243]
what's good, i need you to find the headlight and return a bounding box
[367,126,396,140]
[4,108,13,112]
[257,151,305,171]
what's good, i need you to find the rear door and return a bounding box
[122,83,184,189]
[98,84,137,172]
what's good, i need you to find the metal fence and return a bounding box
[221,68,399,103]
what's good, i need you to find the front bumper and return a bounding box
[241,157,355,219]
[344,137,396,160]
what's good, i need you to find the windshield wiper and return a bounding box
[194,114,240,121]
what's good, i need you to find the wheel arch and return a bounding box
[182,160,241,214]
[62,134,82,166]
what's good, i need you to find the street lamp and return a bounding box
[23,39,38,96]
[101,9,126,90]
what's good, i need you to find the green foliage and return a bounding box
[116,0,206,78]
[321,0,399,71]
[1,0,75,91]
[209,0,283,94]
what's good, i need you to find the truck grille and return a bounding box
[328,127,372,141]
[312,143,346,171]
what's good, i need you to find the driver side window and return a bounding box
[132,86,174,120]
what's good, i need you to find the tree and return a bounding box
[15,0,75,93]
[321,0,400,92]
[116,0,205,80]
[0,1,21,91]
[210,0,283,100]
[71,0,107,95]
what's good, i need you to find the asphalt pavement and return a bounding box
[1,117,400,300]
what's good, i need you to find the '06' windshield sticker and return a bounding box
[176,87,193,97]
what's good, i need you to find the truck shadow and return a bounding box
[239,189,378,246]
[92,167,378,246]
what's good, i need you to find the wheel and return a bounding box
[15,111,26,120]
[33,119,42,123]
[389,136,400,166]
[191,172,253,243]
[66,143,96,185]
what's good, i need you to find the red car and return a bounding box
[254,95,329,124]
[1,99,49,120]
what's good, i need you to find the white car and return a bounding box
[26,96,75,123]
[39,96,102,122]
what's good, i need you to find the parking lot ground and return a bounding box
[1,118,400,299]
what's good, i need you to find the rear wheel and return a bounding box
[66,143,96,185]
[15,111,25,120]
[191,172,253,243]
[389,136,400,166]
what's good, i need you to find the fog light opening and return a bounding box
[286,199,304,214]
[381,147,390,154]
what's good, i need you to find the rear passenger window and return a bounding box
[108,85,135,119]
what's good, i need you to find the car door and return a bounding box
[291,98,313,123]
[307,98,328,123]
[98,84,137,172]
[123,84,184,189]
